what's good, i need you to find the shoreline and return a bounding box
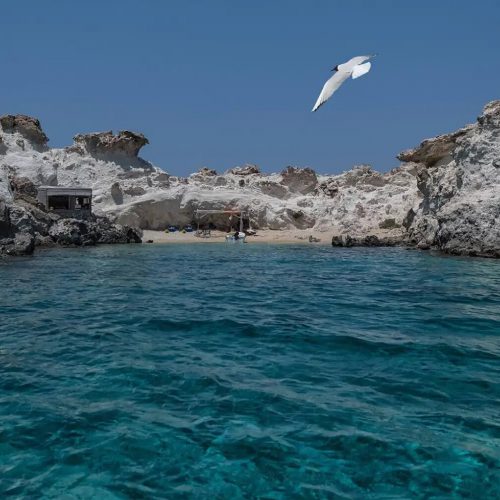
[141,229,333,245]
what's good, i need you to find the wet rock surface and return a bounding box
[331,233,402,248]
[48,217,142,247]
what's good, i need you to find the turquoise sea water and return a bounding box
[0,244,499,499]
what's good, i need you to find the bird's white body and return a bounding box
[312,55,375,112]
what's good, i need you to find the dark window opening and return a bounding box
[48,196,70,210]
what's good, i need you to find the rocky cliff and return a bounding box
[0,122,418,238]
[399,101,500,257]
[1,100,499,257]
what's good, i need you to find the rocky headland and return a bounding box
[0,116,142,256]
[1,101,499,257]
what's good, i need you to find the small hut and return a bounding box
[37,186,92,219]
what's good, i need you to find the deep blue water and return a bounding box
[0,244,499,499]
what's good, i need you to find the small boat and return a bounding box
[194,208,249,244]
[225,232,246,244]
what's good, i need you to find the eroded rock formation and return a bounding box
[280,166,318,194]
[229,164,261,176]
[197,167,218,177]
[397,127,473,167]
[72,130,149,158]
[0,114,49,148]
[1,100,498,257]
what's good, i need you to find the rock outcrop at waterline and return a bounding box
[0,101,499,257]
[401,100,500,258]
[0,176,142,256]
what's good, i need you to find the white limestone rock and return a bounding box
[1,102,499,257]
[403,100,500,257]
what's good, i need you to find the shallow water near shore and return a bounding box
[0,244,499,498]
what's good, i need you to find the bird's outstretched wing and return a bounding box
[351,62,371,79]
[340,54,375,72]
[311,71,350,112]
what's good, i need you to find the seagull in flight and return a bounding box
[312,54,376,112]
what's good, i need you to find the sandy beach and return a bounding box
[141,229,333,245]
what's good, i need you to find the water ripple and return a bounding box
[1,244,499,498]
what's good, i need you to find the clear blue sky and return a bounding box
[2,0,499,175]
